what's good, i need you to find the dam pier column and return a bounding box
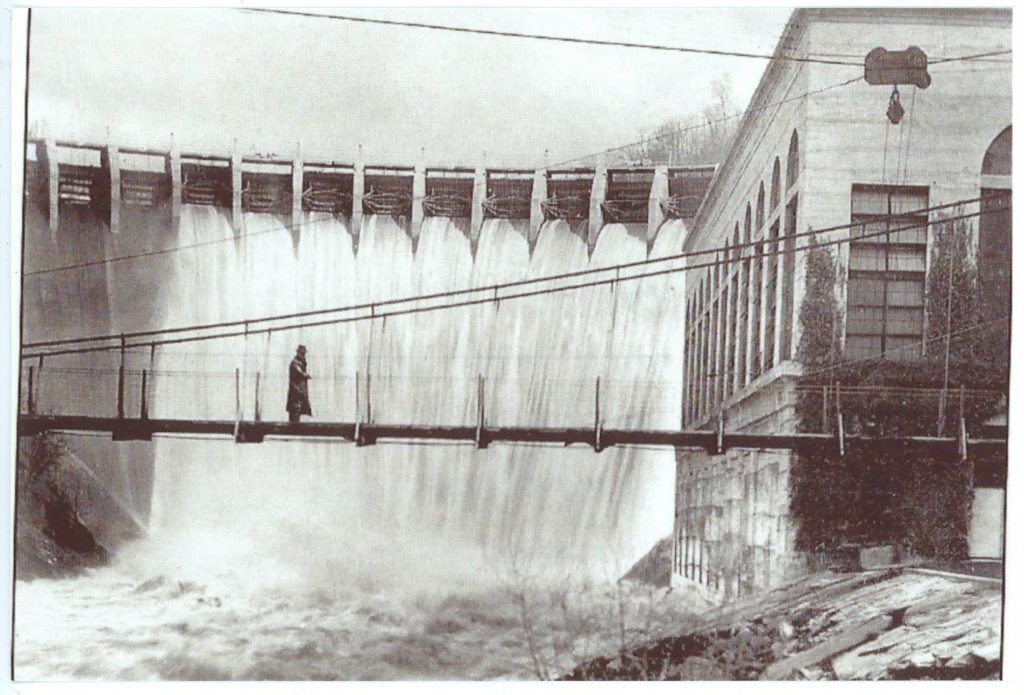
[647,166,668,254]
[528,168,547,253]
[470,166,486,255]
[168,138,182,225]
[291,147,303,232]
[104,144,121,236]
[43,138,59,242]
[411,161,426,250]
[587,161,607,256]
[230,147,243,237]
[351,148,365,252]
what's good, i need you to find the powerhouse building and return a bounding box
[672,8,1011,593]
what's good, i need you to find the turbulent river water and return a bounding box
[15,207,690,680]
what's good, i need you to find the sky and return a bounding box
[25,6,792,168]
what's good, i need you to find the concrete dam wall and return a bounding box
[19,138,707,583]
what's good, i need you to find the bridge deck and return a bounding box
[17,414,1009,458]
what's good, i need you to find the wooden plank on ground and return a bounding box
[759,613,896,680]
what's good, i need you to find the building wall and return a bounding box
[674,8,1011,595]
[681,18,809,430]
[801,10,1012,357]
[674,447,802,595]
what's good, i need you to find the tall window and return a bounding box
[695,278,704,419]
[720,288,729,407]
[786,131,799,190]
[713,260,724,408]
[727,226,740,397]
[764,221,780,371]
[770,159,781,211]
[756,184,765,231]
[749,236,763,381]
[685,297,694,423]
[688,296,696,421]
[700,277,710,418]
[737,209,751,390]
[845,185,928,360]
[780,196,798,360]
[979,127,1011,335]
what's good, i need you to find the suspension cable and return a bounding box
[21,204,1005,360]
[23,194,1003,353]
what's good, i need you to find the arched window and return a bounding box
[686,296,696,423]
[786,130,799,190]
[979,126,1011,365]
[756,184,765,232]
[738,203,754,389]
[770,158,781,210]
[701,274,710,416]
[982,126,1011,177]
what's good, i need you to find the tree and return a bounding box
[925,209,980,366]
[619,74,739,166]
[795,237,841,370]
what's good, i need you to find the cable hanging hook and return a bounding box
[887,85,905,125]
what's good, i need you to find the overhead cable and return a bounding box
[21,203,1006,360]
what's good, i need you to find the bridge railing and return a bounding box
[19,360,690,430]
[18,359,1006,448]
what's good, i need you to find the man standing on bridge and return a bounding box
[287,344,312,424]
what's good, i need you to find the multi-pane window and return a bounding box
[845,185,928,360]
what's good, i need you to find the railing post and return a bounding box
[140,369,148,419]
[117,335,126,419]
[835,381,845,457]
[475,374,487,449]
[958,385,968,461]
[821,384,829,433]
[365,317,373,426]
[354,369,362,445]
[254,372,261,422]
[593,376,603,453]
[27,365,35,416]
[233,367,241,441]
[937,387,948,437]
[365,369,372,425]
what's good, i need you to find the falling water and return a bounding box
[15,205,690,679]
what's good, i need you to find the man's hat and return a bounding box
[297,344,307,352]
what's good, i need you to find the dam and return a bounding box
[19,138,718,589]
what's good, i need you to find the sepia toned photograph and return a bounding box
[7,3,1013,683]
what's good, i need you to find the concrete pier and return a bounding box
[23,137,720,258]
[230,149,242,236]
[529,168,547,253]
[470,166,486,254]
[351,152,365,251]
[411,162,426,249]
[44,138,58,241]
[104,145,121,235]
[168,139,181,225]
[291,149,303,232]
[647,166,669,253]
[587,163,608,256]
